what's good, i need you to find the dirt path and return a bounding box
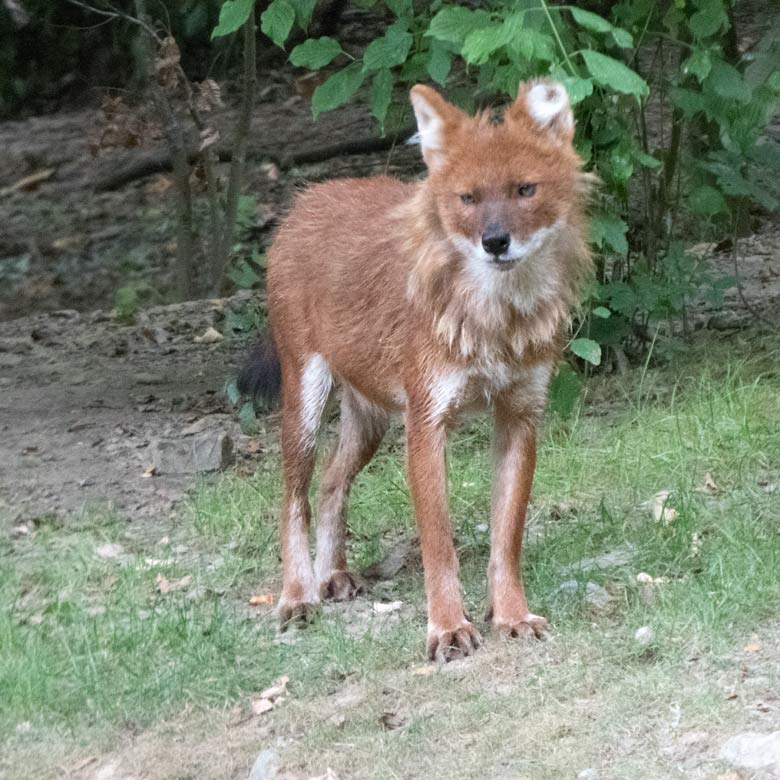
[0,295,254,528]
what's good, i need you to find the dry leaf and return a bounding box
[0,168,55,197]
[251,698,273,715]
[260,162,280,181]
[698,471,718,495]
[636,572,669,584]
[147,175,173,195]
[155,573,191,594]
[195,79,223,112]
[411,665,436,676]
[743,637,762,653]
[141,464,156,479]
[249,594,274,606]
[159,535,170,545]
[651,490,678,525]
[260,675,289,701]
[96,543,125,559]
[194,327,223,344]
[29,614,44,625]
[156,36,181,92]
[199,127,221,152]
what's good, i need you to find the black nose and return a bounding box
[482,229,511,257]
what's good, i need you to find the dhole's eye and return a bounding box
[517,183,537,198]
[460,193,475,205]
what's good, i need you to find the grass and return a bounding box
[2,331,780,778]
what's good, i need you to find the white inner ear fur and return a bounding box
[526,82,573,130]
[410,92,444,157]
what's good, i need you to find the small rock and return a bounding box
[134,372,164,385]
[248,749,277,780]
[475,523,489,534]
[373,600,403,614]
[564,544,635,573]
[719,731,780,769]
[577,769,596,780]
[559,579,579,594]
[634,626,654,645]
[149,432,234,475]
[583,582,612,610]
[194,326,223,344]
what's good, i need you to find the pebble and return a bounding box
[719,731,780,769]
[248,749,277,780]
[634,625,654,645]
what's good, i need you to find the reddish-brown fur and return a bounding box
[263,80,592,661]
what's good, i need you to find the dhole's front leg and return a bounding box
[406,407,481,662]
[486,401,549,638]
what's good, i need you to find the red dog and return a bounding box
[241,80,592,661]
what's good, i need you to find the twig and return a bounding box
[213,6,257,295]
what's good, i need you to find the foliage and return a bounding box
[255,0,779,379]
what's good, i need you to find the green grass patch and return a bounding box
[2,332,779,776]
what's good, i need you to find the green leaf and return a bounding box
[688,184,727,216]
[427,39,452,85]
[570,338,602,366]
[462,26,507,65]
[570,7,612,34]
[706,60,752,103]
[509,28,555,62]
[633,149,661,169]
[261,0,295,48]
[689,0,727,39]
[289,37,342,69]
[592,306,611,319]
[288,0,317,30]
[426,6,491,45]
[211,0,254,39]
[363,24,413,70]
[238,401,259,435]
[590,213,628,254]
[563,76,593,105]
[385,0,413,18]
[370,69,393,131]
[549,363,583,418]
[610,27,634,48]
[683,48,712,82]
[581,50,649,97]
[311,62,365,118]
[225,379,241,406]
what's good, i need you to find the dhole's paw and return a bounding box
[277,597,320,629]
[427,621,482,663]
[319,570,365,602]
[489,612,550,639]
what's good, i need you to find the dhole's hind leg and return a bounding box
[315,387,388,601]
[277,354,333,626]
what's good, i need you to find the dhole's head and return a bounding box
[410,80,584,273]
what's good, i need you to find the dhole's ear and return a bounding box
[511,80,574,143]
[409,85,466,169]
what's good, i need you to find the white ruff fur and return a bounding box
[300,353,333,449]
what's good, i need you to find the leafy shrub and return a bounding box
[247,0,779,367]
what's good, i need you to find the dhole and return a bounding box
[241,79,592,662]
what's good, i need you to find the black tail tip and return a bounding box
[237,334,282,406]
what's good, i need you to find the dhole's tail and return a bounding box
[237,332,282,406]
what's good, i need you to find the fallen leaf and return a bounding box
[194,326,223,344]
[29,614,44,625]
[155,573,191,594]
[651,490,678,525]
[411,665,436,676]
[141,464,156,478]
[636,572,669,584]
[0,168,55,197]
[743,637,762,653]
[249,593,274,606]
[260,162,280,181]
[703,472,718,494]
[159,535,169,545]
[147,175,173,195]
[195,79,223,112]
[199,127,220,152]
[251,698,273,715]
[260,675,289,701]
